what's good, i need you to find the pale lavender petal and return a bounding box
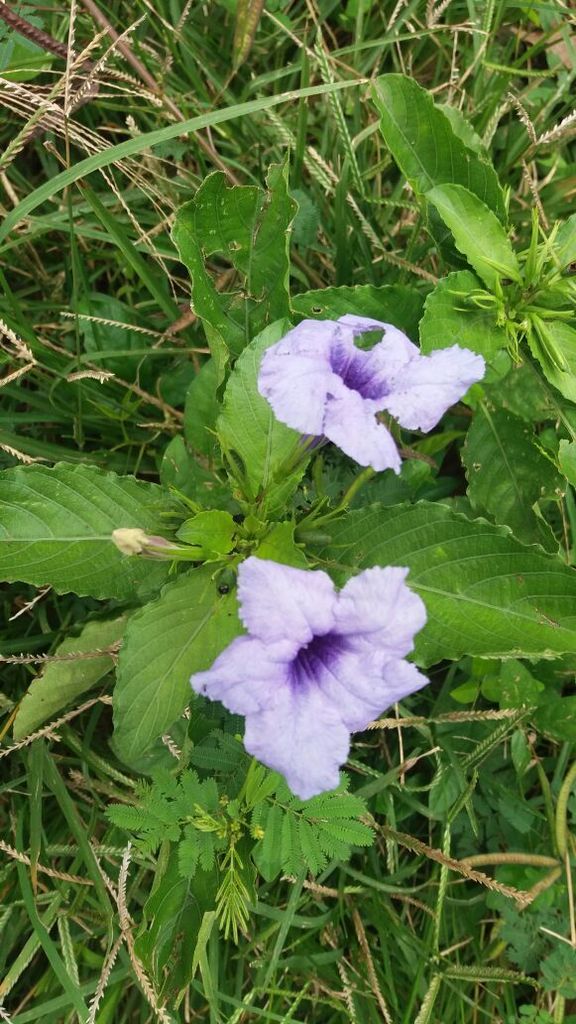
[243,684,350,800]
[293,634,400,732]
[379,658,429,705]
[258,320,338,435]
[334,566,427,659]
[323,388,401,472]
[338,315,418,368]
[383,345,485,432]
[237,556,337,646]
[291,626,426,733]
[190,635,293,716]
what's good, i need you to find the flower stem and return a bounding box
[337,466,375,510]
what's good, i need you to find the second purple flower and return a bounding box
[258,315,485,472]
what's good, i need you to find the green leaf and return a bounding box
[0,7,52,82]
[184,358,220,458]
[135,850,219,993]
[419,270,507,359]
[463,406,563,549]
[13,616,127,741]
[439,105,488,157]
[486,360,555,422]
[292,283,425,341]
[177,510,236,557]
[179,825,217,878]
[254,521,308,567]
[319,502,576,665]
[529,320,576,403]
[252,803,284,881]
[481,660,544,707]
[172,164,296,366]
[555,212,576,271]
[113,567,242,763]
[427,185,520,290]
[559,439,576,485]
[534,694,576,742]
[0,463,169,600]
[160,435,231,509]
[233,0,264,66]
[217,320,307,515]
[541,945,576,998]
[372,74,506,220]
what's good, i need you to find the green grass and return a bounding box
[1,1,576,1021]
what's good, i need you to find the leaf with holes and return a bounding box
[292,283,424,341]
[172,163,296,368]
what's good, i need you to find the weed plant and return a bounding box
[1,2,576,1022]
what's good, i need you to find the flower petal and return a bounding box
[294,636,399,732]
[380,658,430,705]
[334,566,427,659]
[338,315,418,365]
[237,556,337,646]
[258,320,338,435]
[383,345,485,432]
[190,635,292,716]
[243,684,350,800]
[323,389,401,472]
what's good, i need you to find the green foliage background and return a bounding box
[1,1,576,1023]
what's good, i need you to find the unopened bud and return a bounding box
[112,528,174,558]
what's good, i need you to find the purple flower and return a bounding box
[258,315,485,472]
[190,556,428,799]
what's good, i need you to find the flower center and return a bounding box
[329,341,388,401]
[290,631,348,689]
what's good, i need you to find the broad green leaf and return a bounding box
[529,320,576,403]
[372,74,506,221]
[463,406,562,549]
[0,463,169,600]
[160,435,231,509]
[254,521,308,567]
[184,358,220,458]
[481,660,545,707]
[292,283,424,341]
[419,270,507,359]
[555,212,576,270]
[319,502,576,665]
[486,360,555,422]
[172,163,296,366]
[559,439,576,485]
[113,567,242,763]
[135,849,219,993]
[439,105,488,157]
[253,803,284,881]
[427,185,520,290]
[217,319,307,515]
[13,616,127,741]
[176,510,236,557]
[534,694,576,742]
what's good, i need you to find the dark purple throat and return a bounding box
[330,342,387,401]
[290,632,349,689]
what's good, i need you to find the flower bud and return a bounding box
[112,528,176,558]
